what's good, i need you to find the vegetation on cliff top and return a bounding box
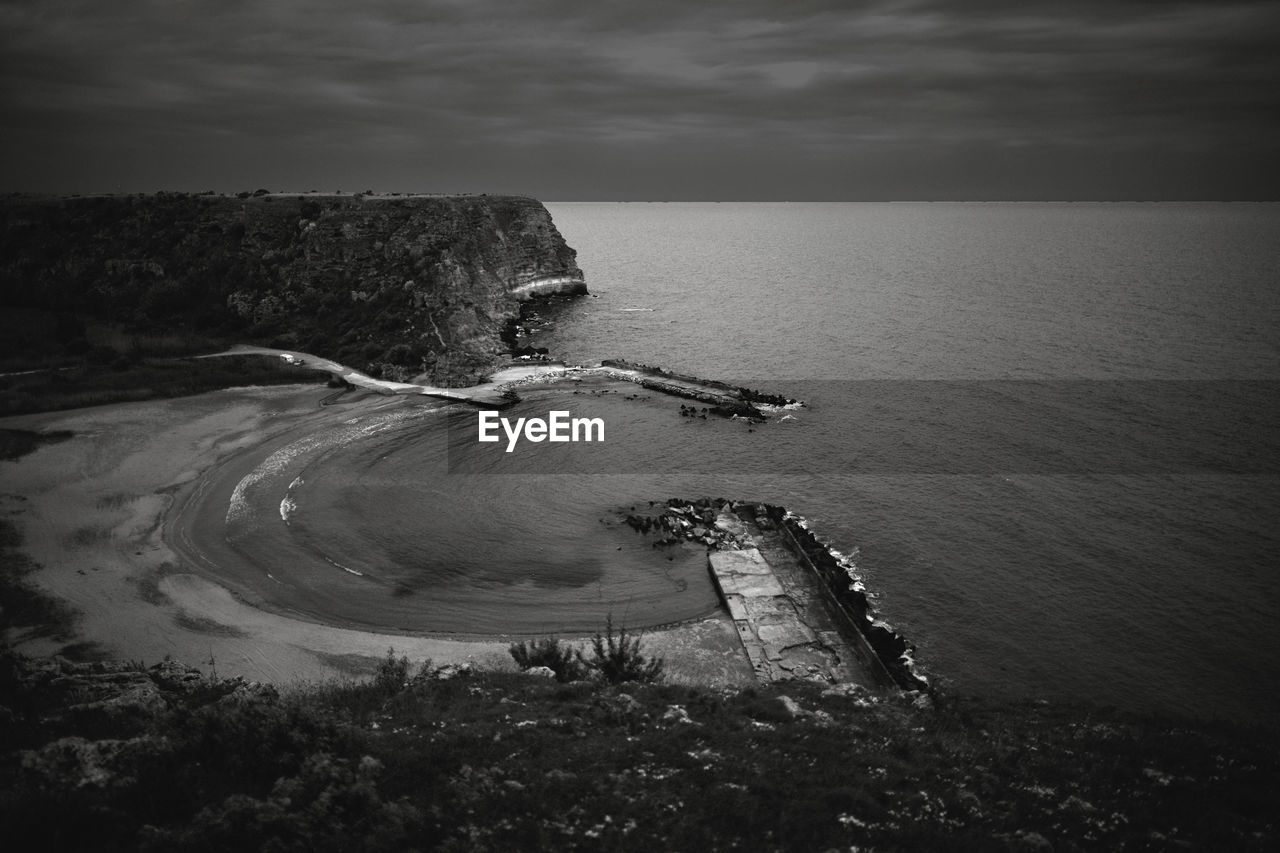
[1,191,583,413]
[1,645,1275,853]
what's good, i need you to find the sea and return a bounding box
[537,201,1280,728]
[188,202,1280,728]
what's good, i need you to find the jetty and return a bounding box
[706,504,897,688]
[598,359,790,417]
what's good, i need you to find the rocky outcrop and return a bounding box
[1,655,277,735]
[0,192,586,385]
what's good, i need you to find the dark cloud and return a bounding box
[1,0,1277,197]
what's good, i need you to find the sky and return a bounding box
[2,0,1278,199]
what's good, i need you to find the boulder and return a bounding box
[661,704,694,725]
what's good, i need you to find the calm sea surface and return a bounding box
[200,203,1280,726]
[533,202,1280,726]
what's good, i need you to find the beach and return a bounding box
[1,383,752,686]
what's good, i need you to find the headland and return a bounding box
[1,191,922,693]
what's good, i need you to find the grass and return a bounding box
[0,644,1275,852]
[0,355,326,416]
[0,305,328,416]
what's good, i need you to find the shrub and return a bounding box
[372,648,410,695]
[586,615,664,684]
[508,637,586,683]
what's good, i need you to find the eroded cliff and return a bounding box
[0,192,585,384]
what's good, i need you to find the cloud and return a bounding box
[1,0,1277,196]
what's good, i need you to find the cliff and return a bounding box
[0,192,585,385]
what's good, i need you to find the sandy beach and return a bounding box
[2,383,752,686]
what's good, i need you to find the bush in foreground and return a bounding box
[508,637,587,683]
[509,616,665,685]
[586,615,664,684]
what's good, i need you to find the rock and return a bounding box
[148,659,208,693]
[65,680,168,726]
[956,789,983,812]
[772,695,834,726]
[821,682,870,699]
[661,704,695,725]
[523,666,556,679]
[776,695,806,719]
[810,709,835,726]
[215,680,280,708]
[614,693,642,715]
[997,831,1054,852]
[431,662,473,681]
[1017,831,1054,852]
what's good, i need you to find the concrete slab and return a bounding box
[743,595,793,621]
[756,622,816,647]
[709,549,772,575]
[716,573,786,597]
[724,594,750,622]
[703,508,896,689]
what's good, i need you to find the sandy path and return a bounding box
[0,385,751,686]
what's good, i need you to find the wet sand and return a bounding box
[1,384,752,686]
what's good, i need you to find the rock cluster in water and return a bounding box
[622,497,753,550]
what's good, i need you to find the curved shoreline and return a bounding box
[1,384,752,686]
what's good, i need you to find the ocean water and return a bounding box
[531,202,1280,726]
[178,202,1280,727]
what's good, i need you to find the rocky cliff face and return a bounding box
[0,192,585,384]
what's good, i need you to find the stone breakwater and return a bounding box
[599,359,802,419]
[617,498,927,692]
[767,505,928,692]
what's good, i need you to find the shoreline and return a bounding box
[0,383,753,686]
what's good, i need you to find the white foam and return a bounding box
[326,557,364,577]
[900,648,928,684]
[225,406,427,528]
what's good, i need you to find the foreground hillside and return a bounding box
[1,649,1275,853]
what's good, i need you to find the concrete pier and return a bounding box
[706,507,895,688]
